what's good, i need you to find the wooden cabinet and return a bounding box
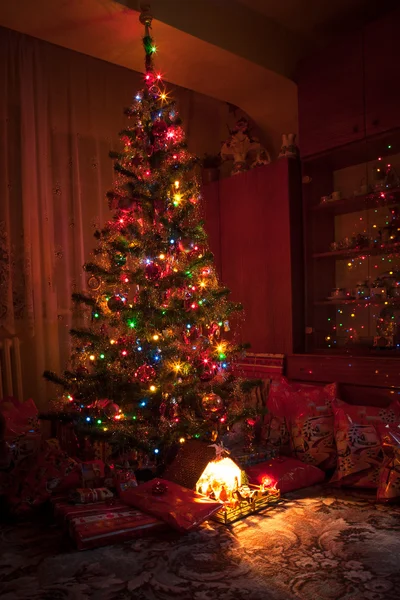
[297,32,365,158]
[364,9,400,137]
[202,159,303,356]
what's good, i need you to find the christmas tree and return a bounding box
[44,11,257,458]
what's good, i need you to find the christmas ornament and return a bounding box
[76,365,89,376]
[104,402,121,418]
[178,238,193,253]
[145,263,161,281]
[87,276,101,290]
[135,364,156,382]
[201,393,224,414]
[152,120,167,136]
[107,295,124,312]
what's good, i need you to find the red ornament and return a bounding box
[178,238,193,253]
[104,402,120,418]
[134,127,144,140]
[76,365,89,376]
[201,393,224,414]
[145,263,161,281]
[152,120,168,137]
[95,399,120,418]
[130,155,143,167]
[107,295,124,312]
[135,364,156,383]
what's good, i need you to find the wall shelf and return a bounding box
[311,188,400,216]
[312,242,400,259]
[315,299,400,306]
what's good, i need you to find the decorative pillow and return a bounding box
[287,383,338,470]
[331,400,400,488]
[262,377,292,454]
[377,424,400,502]
[246,456,325,494]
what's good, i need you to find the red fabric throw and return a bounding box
[119,478,221,532]
[246,457,325,494]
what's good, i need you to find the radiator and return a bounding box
[0,334,23,401]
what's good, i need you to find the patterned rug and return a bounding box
[1,486,400,600]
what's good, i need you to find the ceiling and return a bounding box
[0,0,397,154]
[236,0,396,44]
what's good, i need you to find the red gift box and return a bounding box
[1,397,41,467]
[120,478,222,532]
[52,497,126,523]
[69,506,165,550]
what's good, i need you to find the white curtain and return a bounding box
[0,27,230,408]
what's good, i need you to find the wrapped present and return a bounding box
[162,439,217,490]
[1,397,41,467]
[69,487,114,504]
[69,507,165,550]
[120,478,221,532]
[80,460,105,488]
[93,440,113,462]
[113,466,138,497]
[54,421,79,458]
[52,497,124,523]
[5,438,81,514]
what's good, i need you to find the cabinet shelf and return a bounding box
[315,298,400,307]
[312,242,400,259]
[311,187,400,216]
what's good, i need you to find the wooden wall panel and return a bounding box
[203,160,302,355]
[287,353,400,389]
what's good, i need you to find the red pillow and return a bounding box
[287,383,338,470]
[246,456,325,494]
[262,377,292,454]
[377,424,400,502]
[331,399,400,488]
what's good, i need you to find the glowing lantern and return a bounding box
[196,457,243,502]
